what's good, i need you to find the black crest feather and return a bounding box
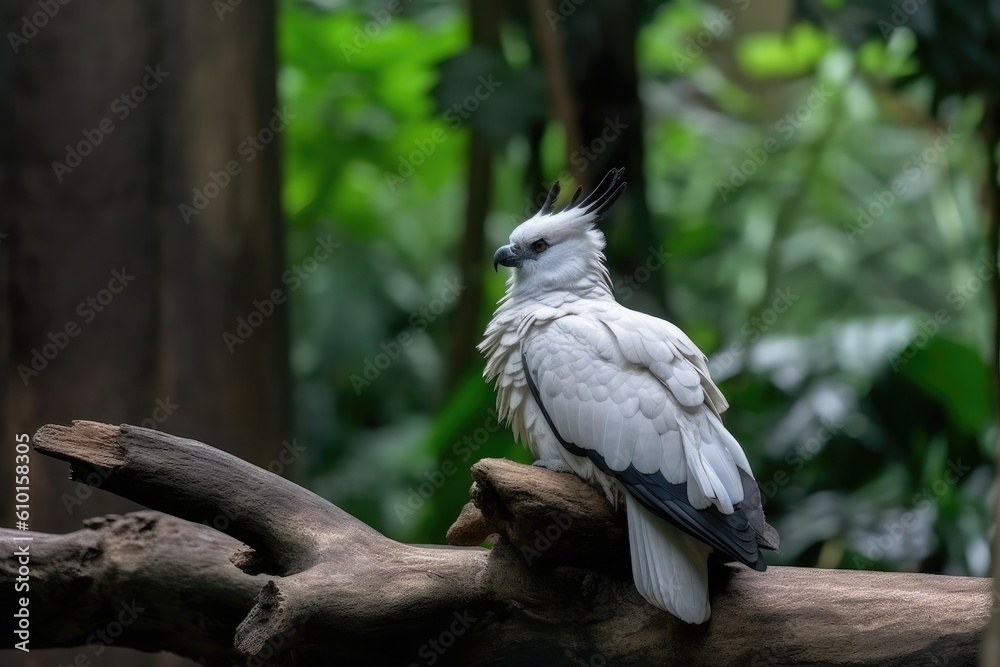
[540,180,561,215]
[537,168,626,220]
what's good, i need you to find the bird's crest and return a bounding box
[516,168,627,240]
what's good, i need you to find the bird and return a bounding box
[479,168,778,624]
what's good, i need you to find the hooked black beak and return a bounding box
[493,245,520,272]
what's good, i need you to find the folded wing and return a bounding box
[522,312,777,568]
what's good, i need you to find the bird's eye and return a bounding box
[533,240,548,253]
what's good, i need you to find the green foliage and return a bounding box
[737,24,835,78]
[279,0,996,575]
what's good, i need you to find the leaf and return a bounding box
[433,47,547,141]
[898,336,993,434]
[737,24,835,78]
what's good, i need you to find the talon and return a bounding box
[532,459,573,474]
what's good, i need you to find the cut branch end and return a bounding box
[33,420,125,468]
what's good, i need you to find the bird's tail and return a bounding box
[625,493,713,624]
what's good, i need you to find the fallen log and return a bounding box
[1,421,992,666]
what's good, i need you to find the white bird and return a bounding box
[479,168,778,624]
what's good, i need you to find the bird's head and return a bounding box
[493,168,626,299]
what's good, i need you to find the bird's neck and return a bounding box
[511,282,614,305]
[507,259,615,304]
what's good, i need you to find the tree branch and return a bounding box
[2,512,264,666]
[5,421,992,666]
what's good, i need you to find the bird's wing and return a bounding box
[624,310,730,416]
[522,311,774,569]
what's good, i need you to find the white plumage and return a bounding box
[479,169,777,624]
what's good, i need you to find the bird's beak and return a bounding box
[493,245,520,272]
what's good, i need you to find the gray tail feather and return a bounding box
[739,468,780,551]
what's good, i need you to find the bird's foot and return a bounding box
[532,459,573,474]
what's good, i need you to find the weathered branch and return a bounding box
[3,421,993,666]
[2,512,265,666]
[448,458,629,572]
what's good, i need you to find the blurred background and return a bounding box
[2,0,999,664]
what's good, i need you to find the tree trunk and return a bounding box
[445,0,504,392]
[980,102,1000,666]
[3,421,990,666]
[0,1,288,665]
[562,0,661,310]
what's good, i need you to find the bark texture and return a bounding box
[0,421,992,666]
